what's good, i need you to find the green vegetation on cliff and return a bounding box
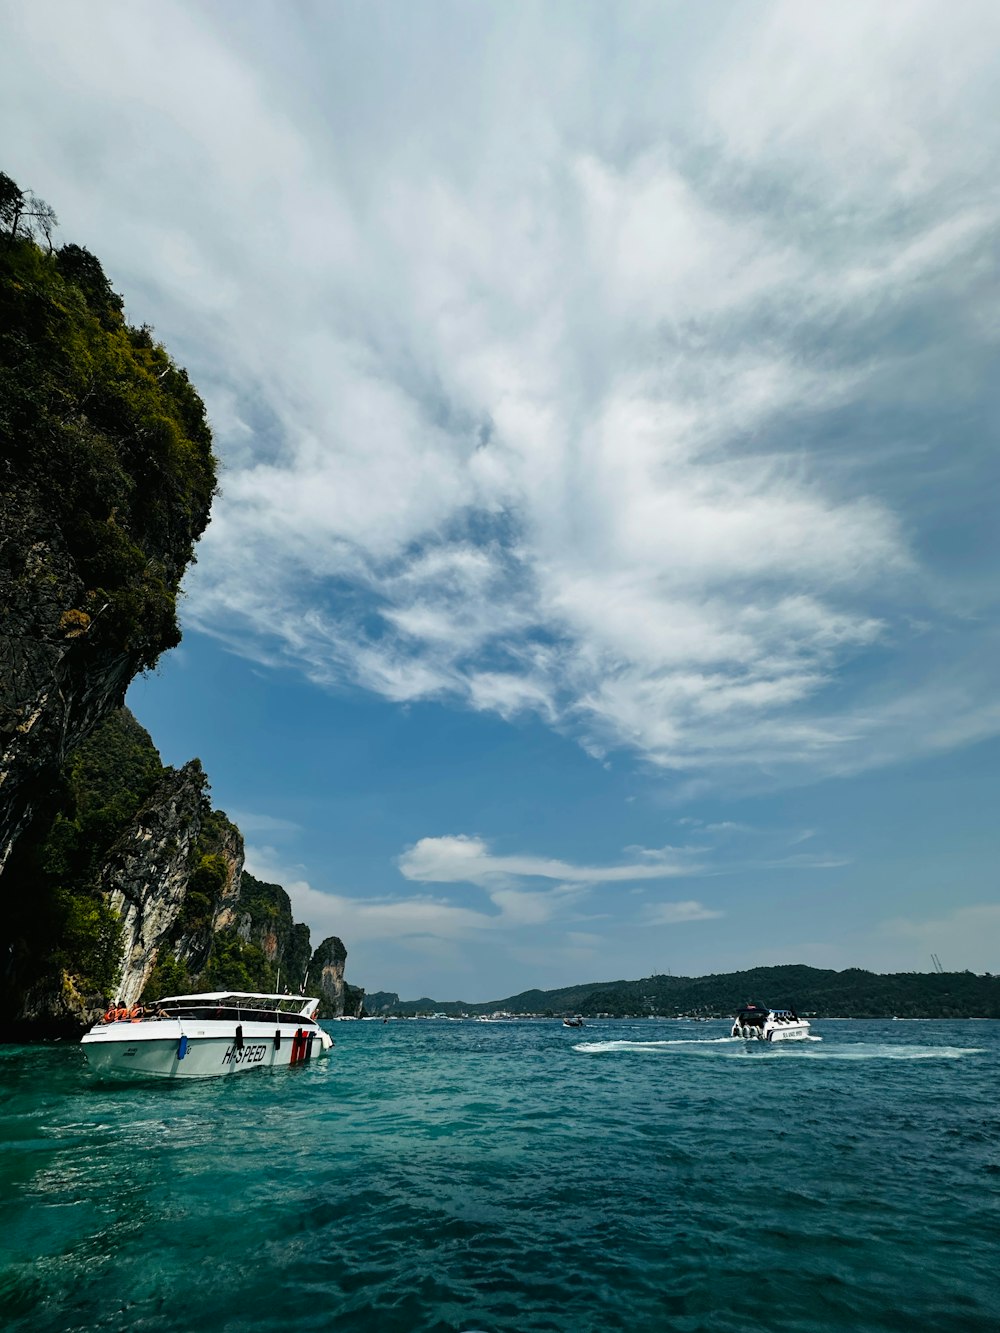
[3,709,157,1004]
[140,870,314,1001]
[2,706,355,1025]
[1,167,220,939]
[0,172,357,1032]
[0,172,216,666]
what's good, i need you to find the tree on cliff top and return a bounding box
[0,172,58,250]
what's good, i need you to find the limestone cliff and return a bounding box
[102,762,210,1007]
[1,209,217,883]
[0,180,359,1037]
[0,707,361,1036]
[232,874,313,992]
[0,492,138,877]
[311,936,347,1018]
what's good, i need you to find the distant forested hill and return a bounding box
[373,965,999,1019]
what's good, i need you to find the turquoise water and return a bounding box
[1,1018,997,1332]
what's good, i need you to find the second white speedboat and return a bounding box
[731,1003,810,1042]
[81,991,334,1079]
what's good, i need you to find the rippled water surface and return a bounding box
[1,1018,998,1332]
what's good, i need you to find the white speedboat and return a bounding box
[731,1003,810,1042]
[81,991,334,1079]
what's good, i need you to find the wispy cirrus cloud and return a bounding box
[754,853,851,871]
[244,845,498,946]
[249,832,727,964]
[230,811,302,839]
[244,816,858,987]
[642,901,724,926]
[4,1,999,792]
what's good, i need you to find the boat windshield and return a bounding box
[735,1005,799,1022]
[153,993,320,1024]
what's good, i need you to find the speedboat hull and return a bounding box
[82,1019,332,1080]
[757,1021,810,1042]
[732,1022,811,1042]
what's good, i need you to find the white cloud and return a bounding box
[755,853,851,871]
[230,811,302,838]
[642,901,725,926]
[398,834,698,887]
[245,845,497,945]
[247,833,727,965]
[3,1,999,789]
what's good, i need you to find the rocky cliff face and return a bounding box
[311,935,365,1018]
[0,708,362,1037]
[233,874,313,992]
[312,936,347,1017]
[1,201,216,884]
[102,762,230,1008]
[0,709,365,1029]
[0,189,360,1038]
[80,794,369,1022]
[0,492,139,879]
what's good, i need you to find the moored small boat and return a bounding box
[731,1003,810,1042]
[81,991,334,1079]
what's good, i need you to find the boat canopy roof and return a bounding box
[735,1003,797,1017]
[156,991,319,1010]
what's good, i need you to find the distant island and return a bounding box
[365,964,1000,1019]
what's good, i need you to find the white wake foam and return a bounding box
[573,1038,983,1060]
[573,1038,742,1053]
[775,1044,984,1061]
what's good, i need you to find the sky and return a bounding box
[1,1,997,1000]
